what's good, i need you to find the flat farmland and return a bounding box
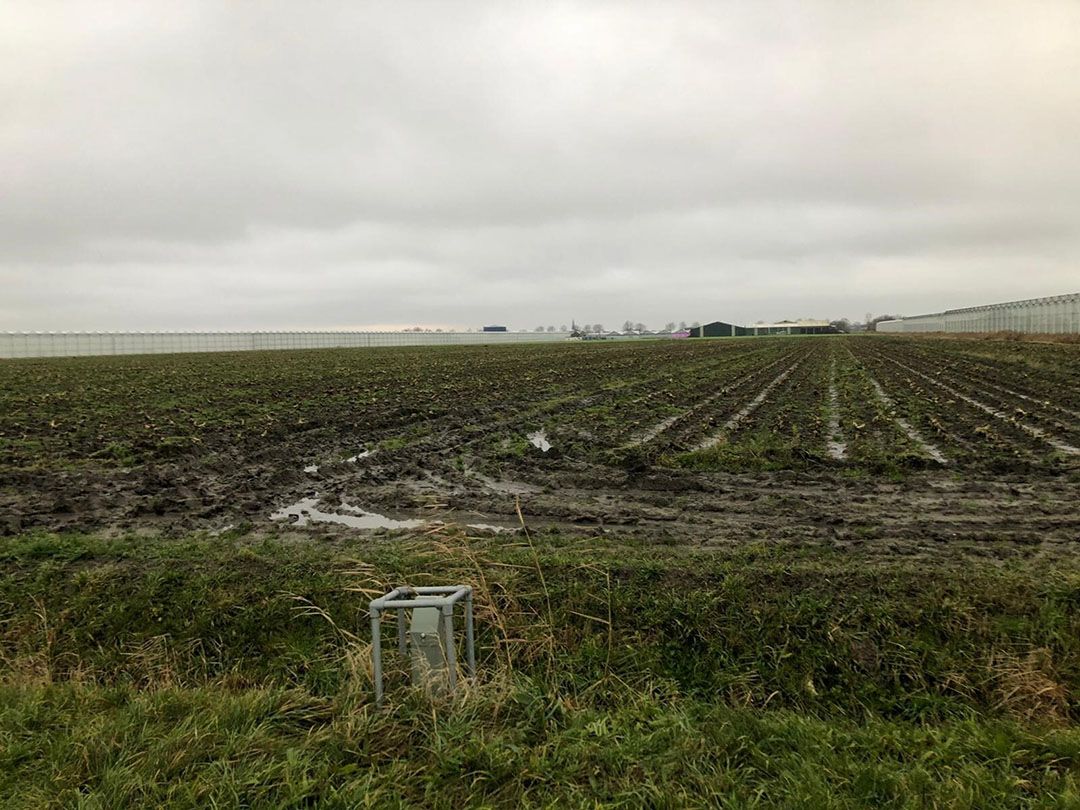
[2,335,1078,550]
[5,335,1080,806]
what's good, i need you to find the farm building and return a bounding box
[692,321,752,337]
[688,319,834,338]
[746,320,834,336]
[482,325,508,332]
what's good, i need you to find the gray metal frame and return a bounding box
[369,585,475,706]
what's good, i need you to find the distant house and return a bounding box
[482,325,508,332]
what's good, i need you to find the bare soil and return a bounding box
[2,336,1077,553]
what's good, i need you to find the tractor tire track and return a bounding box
[696,359,803,451]
[826,355,847,461]
[880,354,1080,457]
[864,374,948,465]
[628,349,802,451]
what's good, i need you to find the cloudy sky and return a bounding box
[3,1,1078,331]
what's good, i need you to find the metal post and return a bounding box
[397,608,407,656]
[371,609,383,707]
[442,607,457,692]
[465,589,476,678]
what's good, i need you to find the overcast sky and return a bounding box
[3,1,1078,331]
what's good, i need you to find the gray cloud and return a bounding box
[3,0,1079,330]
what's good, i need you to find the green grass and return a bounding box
[3,680,1079,808]
[3,530,1080,805]
[5,530,1080,717]
[671,429,830,472]
[375,435,411,452]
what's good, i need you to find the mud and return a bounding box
[4,436,1077,557]
[2,336,1078,552]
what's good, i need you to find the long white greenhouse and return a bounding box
[878,292,1080,334]
[0,330,571,359]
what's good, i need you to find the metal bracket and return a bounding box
[369,585,475,706]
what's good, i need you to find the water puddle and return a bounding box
[528,430,553,452]
[826,361,848,461]
[270,495,520,534]
[270,496,426,531]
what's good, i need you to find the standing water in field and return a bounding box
[826,359,848,461]
[270,495,520,534]
[528,430,553,452]
[270,496,426,530]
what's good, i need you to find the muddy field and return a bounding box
[2,335,1078,552]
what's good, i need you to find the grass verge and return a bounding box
[3,528,1080,806]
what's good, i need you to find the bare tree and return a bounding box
[634,322,646,332]
[560,324,567,332]
[546,325,555,332]
[679,321,687,330]
[622,320,634,332]
[866,315,899,332]
[664,322,676,332]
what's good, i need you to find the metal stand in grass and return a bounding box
[369,585,476,707]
